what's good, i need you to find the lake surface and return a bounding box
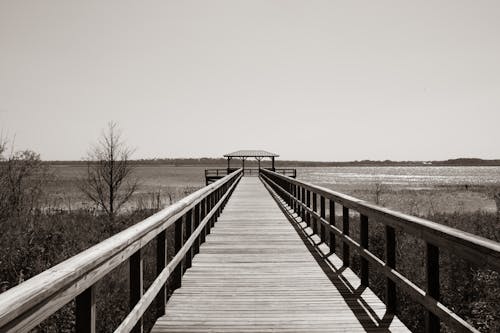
[295,166,500,214]
[296,166,500,189]
[48,165,500,214]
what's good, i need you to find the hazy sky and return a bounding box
[1,1,499,161]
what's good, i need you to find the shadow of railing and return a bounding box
[264,180,407,332]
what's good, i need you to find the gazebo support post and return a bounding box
[227,157,231,174]
[271,157,275,171]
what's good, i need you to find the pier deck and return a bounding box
[152,178,409,332]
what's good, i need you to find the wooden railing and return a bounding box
[205,168,296,178]
[0,169,243,333]
[260,169,500,333]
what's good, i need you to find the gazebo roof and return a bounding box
[223,150,279,158]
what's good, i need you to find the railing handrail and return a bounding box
[260,168,499,333]
[260,169,500,268]
[0,169,243,332]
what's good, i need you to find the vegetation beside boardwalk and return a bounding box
[1,136,499,332]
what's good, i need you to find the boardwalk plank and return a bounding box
[152,178,409,332]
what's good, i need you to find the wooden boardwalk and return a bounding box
[152,177,409,332]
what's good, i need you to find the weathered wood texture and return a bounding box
[152,178,409,333]
[260,169,500,333]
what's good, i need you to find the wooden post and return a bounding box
[156,230,167,317]
[202,198,207,240]
[271,156,275,171]
[320,196,326,243]
[193,204,200,255]
[227,157,231,173]
[301,187,306,222]
[172,217,184,290]
[76,286,96,333]
[130,249,143,333]
[329,200,336,252]
[293,184,297,212]
[426,243,440,333]
[342,207,350,266]
[306,190,311,227]
[312,193,318,235]
[385,226,396,313]
[185,211,193,270]
[360,214,369,286]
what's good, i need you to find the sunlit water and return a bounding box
[297,166,500,189]
[295,166,500,214]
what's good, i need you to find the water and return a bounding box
[295,166,500,214]
[296,166,500,189]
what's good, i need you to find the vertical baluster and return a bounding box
[205,191,214,233]
[185,210,193,270]
[426,243,440,333]
[342,207,350,266]
[320,196,326,243]
[306,190,311,227]
[293,184,298,211]
[329,200,336,252]
[201,198,207,242]
[215,189,219,219]
[300,187,307,222]
[287,182,291,207]
[385,225,396,313]
[156,230,167,317]
[312,193,317,235]
[76,286,96,333]
[296,185,300,218]
[360,214,369,286]
[193,204,200,255]
[130,249,143,333]
[172,217,184,290]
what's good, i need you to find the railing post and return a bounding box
[312,193,318,235]
[202,197,208,242]
[76,286,96,333]
[156,230,167,317]
[172,217,184,290]
[301,187,306,222]
[342,207,350,266]
[193,203,200,255]
[385,225,396,313]
[329,200,336,252]
[306,190,311,227]
[130,249,143,333]
[426,243,440,333]
[293,184,297,213]
[320,196,326,243]
[296,185,300,214]
[360,214,369,286]
[185,210,193,270]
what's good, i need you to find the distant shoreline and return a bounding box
[44,158,500,167]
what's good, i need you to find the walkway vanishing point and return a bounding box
[0,169,499,333]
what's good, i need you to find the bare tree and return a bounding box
[80,122,137,222]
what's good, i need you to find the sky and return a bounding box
[1,0,499,161]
